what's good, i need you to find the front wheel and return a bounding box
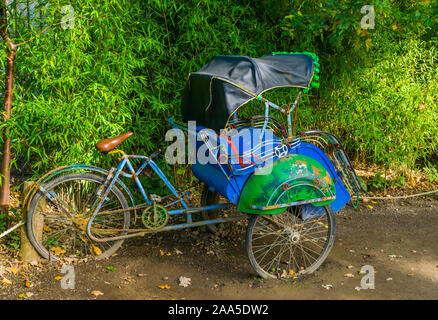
[26,173,130,262]
[246,205,335,279]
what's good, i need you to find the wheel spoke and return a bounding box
[27,173,130,261]
[248,205,334,279]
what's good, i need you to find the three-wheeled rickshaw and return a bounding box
[24,52,362,279]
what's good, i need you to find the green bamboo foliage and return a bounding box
[0,0,436,178]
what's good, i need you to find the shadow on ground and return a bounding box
[1,196,437,300]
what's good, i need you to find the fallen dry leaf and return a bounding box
[90,245,102,256]
[30,260,39,266]
[25,280,33,288]
[158,284,170,289]
[179,276,191,287]
[7,267,18,275]
[91,290,104,296]
[54,276,63,281]
[124,277,132,283]
[51,247,66,256]
[344,273,355,278]
[79,235,89,244]
[62,257,79,265]
[174,249,183,255]
[1,277,12,286]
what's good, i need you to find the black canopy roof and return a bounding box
[181,53,316,131]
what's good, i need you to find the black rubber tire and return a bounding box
[246,205,335,279]
[200,184,221,234]
[26,173,130,261]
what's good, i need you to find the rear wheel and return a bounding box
[200,185,222,234]
[246,205,335,279]
[26,173,130,261]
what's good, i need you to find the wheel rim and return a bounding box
[248,205,333,279]
[30,175,129,261]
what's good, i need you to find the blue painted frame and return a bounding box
[33,91,360,242]
[82,151,243,240]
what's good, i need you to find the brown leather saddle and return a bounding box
[95,132,133,153]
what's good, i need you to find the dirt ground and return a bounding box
[0,195,437,300]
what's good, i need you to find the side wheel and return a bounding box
[246,205,335,279]
[26,173,130,262]
[200,184,222,234]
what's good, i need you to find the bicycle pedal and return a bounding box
[150,194,162,202]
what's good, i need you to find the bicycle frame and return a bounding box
[85,150,246,242]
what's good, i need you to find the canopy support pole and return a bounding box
[259,101,270,143]
[287,90,302,142]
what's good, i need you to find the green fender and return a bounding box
[237,154,336,214]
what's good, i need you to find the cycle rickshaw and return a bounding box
[24,52,362,279]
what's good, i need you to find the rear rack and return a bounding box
[298,130,363,202]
